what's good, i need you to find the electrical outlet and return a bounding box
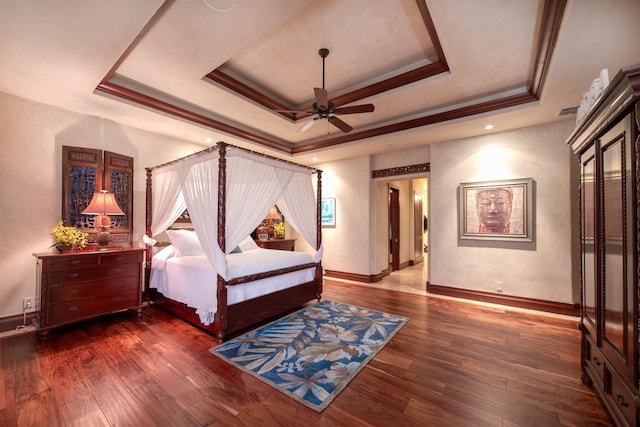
[496,281,503,293]
[23,297,33,310]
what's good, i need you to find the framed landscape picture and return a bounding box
[321,198,336,227]
[458,178,534,242]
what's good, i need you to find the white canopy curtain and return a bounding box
[149,164,188,238]
[147,144,321,280]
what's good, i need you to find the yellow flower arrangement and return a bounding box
[51,220,88,249]
[273,222,285,238]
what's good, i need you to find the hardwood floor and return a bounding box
[0,279,612,426]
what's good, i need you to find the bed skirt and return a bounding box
[147,279,321,340]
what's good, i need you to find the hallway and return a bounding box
[376,260,428,295]
[327,257,428,296]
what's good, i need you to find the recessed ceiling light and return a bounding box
[205,137,213,143]
[312,157,318,162]
[484,124,494,130]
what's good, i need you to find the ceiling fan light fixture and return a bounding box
[203,0,233,12]
[280,48,375,134]
[298,118,319,133]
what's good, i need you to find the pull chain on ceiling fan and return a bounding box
[277,48,375,133]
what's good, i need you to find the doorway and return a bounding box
[389,187,400,271]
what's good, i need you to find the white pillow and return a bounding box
[238,235,260,252]
[165,229,204,257]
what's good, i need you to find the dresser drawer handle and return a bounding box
[617,394,629,407]
[71,260,81,265]
[114,268,123,273]
[70,289,79,295]
[69,273,80,278]
[593,357,601,366]
[69,306,79,312]
[114,281,124,287]
[115,297,123,303]
[117,256,125,261]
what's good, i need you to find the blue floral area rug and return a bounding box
[210,300,408,412]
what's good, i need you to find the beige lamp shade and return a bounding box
[265,207,280,221]
[82,190,124,216]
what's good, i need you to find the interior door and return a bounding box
[389,187,400,271]
[414,192,423,263]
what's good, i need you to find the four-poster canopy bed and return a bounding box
[144,142,323,341]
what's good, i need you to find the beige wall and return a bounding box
[0,92,205,317]
[311,155,372,276]
[429,120,577,303]
[0,90,579,318]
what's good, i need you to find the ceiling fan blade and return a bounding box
[335,104,375,115]
[274,109,312,114]
[314,87,329,110]
[298,117,319,133]
[328,116,353,133]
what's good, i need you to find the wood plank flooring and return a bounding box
[0,279,612,426]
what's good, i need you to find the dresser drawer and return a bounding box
[48,263,140,284]
[607,368,636,427]
[100,251,143,266]
[48,276,140,303]
[48,291,139,325]
[47,255,100,272]
[584,336,605,385]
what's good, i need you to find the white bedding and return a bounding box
[149,244,315,325]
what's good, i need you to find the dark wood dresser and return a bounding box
[566,64,640,427]
[33,247,145,338]
[254,238,296,251]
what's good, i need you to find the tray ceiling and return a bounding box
[1,0,639,163]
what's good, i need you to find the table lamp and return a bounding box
[265,207,281,237]
[81,190,124,248]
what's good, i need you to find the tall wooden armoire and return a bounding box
[567,64,640,426]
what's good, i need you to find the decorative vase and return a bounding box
[56,244,79,253]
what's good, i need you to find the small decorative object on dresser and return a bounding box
[32,247,145,339]
[273,222,285,239]
[50,220,88,252]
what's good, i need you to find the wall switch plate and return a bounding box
[496,281,503,293]
[23,297,33,310]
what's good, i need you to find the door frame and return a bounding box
[413,191,424,264]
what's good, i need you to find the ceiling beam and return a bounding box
[291,92,537,154]
[96,82,291,153]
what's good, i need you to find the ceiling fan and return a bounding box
[279,48,375,133]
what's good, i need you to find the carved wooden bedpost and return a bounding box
[315,169,323,300]
[215,142,228,341]
[145,168,153,294]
